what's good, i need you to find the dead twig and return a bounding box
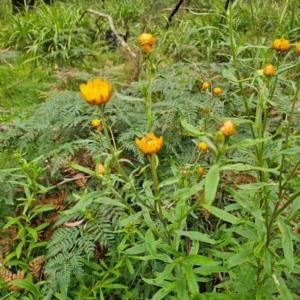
[56,176,92,186]
[77,9,137,58]
[3,60,15,70]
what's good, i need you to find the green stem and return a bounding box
[278,81,300,198]
[146,57,154,133]
[98,106,153,211]
[149,154,159,197]
[228,2,255,139]
[177,194,204,224]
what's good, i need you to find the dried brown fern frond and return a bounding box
[36,190,68,211]
[0,227,18,254]
[201,208,210,221]
[61,148,94,177]
[28,255,46,280]
[73,172,88,188]
[94,241,108,263]
[0,267,25,291]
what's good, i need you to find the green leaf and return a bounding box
[279,146,300,155]
[182,263,199,294]
[151,282,177,300]
[155,263,176,282]
[130,254,172,263]
[213,0,228,14]
[114,90,144,102]
[94,197,127,208]
[197,293,232,299]
[3,216,23,229]
[145,229,157,257]
[180,115,205,137]
[62,192,125,215]
[156,244,180,257]
[272,271,293,300]
[286,195,300,223]
[220,163,279,174]
[226,187,264,221]
[277,219,294,272]
[228,137,271,149]
[171,182,204,201]
[67,160,96,176]
[224,251,253,268]
[183,254,213,265]
[16,241,25,259]
[193,265,227,275]
[119,211,143,226]
[28,241,48,252]
[237,182,275,190]
[175,264,188,299]
[34,222,50,232]
[176,230,217,244]
[158,178,178,188]
[26,226,38,242]
[123,243,147,255]
[30,204,54,216]
[205,164,220,205]
[3,251,17,265]
[101,284,128,289]
[263,249,271,276]
[125,258,134,274]
[202,204,240,224]
[11,280,40,298]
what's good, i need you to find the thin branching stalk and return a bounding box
[228,2,255,139]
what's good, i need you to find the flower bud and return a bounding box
[138,33,154,46]
[198,167,205,175]
[220,120,236,136]
[97,164,105,175]
[91,119,101,127]
[142,44,151,53]
[198,141,208,151]
[295,41,300,56]
[202,82,209,89]
[263,64,275,76]
[213,87,222,95]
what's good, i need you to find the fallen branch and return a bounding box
[57,176,92,186]
[77,9,137,58]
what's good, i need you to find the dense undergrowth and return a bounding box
[1,0,300,299]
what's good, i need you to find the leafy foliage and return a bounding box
[1,0,300,299]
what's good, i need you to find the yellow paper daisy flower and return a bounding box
[135,132,163,154]
[80,78,112,105]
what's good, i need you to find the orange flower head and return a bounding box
[204,107,210,114]
[263,64,275,76]
[271,38,291,51]
[295,41,300,56]
[257,64,275,76]
[80,78,112,105]
[91,119,101,127]
[138,33,155,46]
[142,44,151,53]
[220,120,236,136]
[198,141,208,151]
[198,167,205,175]
[97,125,103,132]
[135,132,163,154]
[213,87,222,95]
[202,82,210,89]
